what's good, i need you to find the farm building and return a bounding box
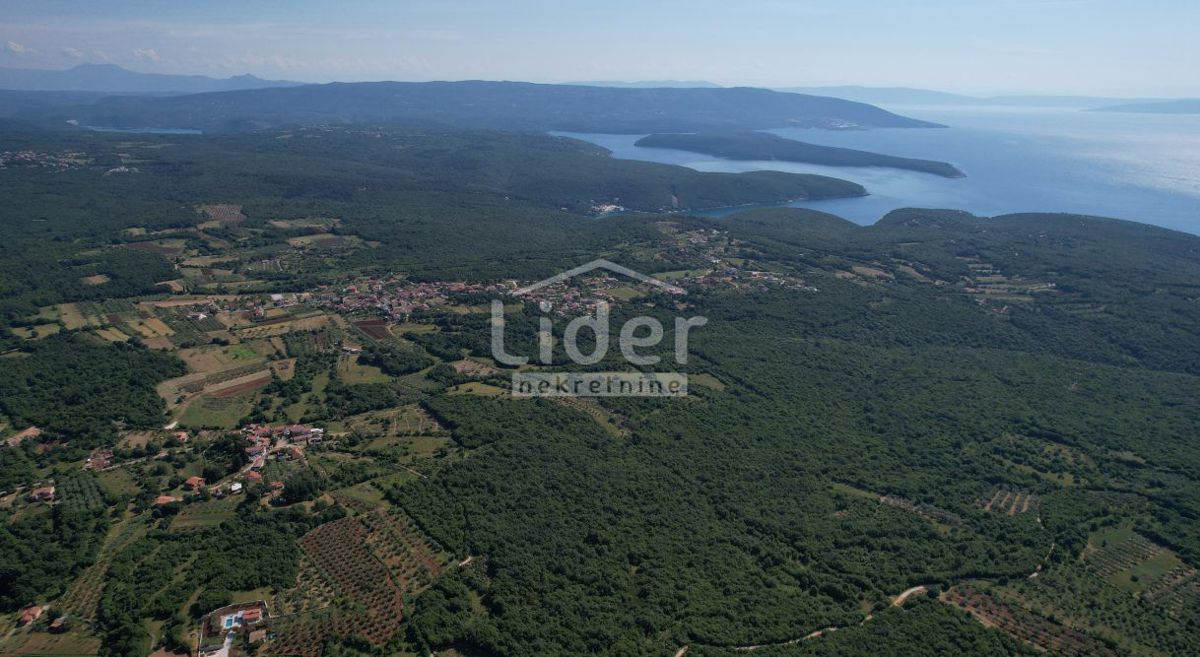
[28,486,56,502]
[18,605,44,626]
[184,476,206,490]
[155,495,181,506]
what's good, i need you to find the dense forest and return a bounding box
[2,123,1199,657]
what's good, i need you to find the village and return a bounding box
[7,420,329,656]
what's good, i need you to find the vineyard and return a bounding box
[267,510,447,656]
[56,561,107,620]
[1084,532,1164,578]
[353,318,391,341]
[977,487,1039,516]
[1140,565,1200,617]
[943,585,1119,656]
[878,494,962,526]
[272,554,338,616]
[271,516,405,655]
[57,472,107,513]
[360,509,445,588]
[56,517,150,620]
[158,306,228,346]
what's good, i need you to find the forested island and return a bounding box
[1093,99,1200,114]
[635,130,966,177]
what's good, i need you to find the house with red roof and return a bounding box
[18,605,43,626]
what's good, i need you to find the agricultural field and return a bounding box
[978,487,1039,516]
[178,394,253,429]
[1081,526,1196,604]
[944,584,1120,656]
[335,354,390,384]
[446,381,506,397]
[11,323,61,339]
[344,404,444,438]
[0,627,102,657]
[170,496,241,531]
[96,468,141,497]
[176,343,263,373]
[268,515,413,655]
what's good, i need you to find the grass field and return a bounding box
[345,405,444,437]
[337,355,391,384]
[12,324,61,339]
[171,497,240,531]
[179,394,253,429]
[56,303,95,330]
[97,469,141,497]
[1112,550,1182,593]
[177,343,263,373]
[0,628,102,656]
[447,382,507,397]
[689,372,725,390]
[95,326,129,342]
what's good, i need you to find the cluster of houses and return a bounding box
[0,148,90,171]
[313,276,505,319]
[243,423,323,463]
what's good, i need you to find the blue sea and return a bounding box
[559,105,1200,234]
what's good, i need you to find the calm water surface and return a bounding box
[560,105,1200,234]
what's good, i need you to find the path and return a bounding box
[892,585,928,606]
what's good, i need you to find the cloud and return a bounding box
[61,46,84,59]
[132,47,161,62]
[6,40,36,55]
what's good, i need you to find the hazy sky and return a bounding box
[1,0,1196,96]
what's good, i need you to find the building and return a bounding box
[155,495,181,506]
[184,476,206,491]
[49,616,67,633]
[28,486,56,502]
[245,471,263,484]
[18,605,43,626]
[229,482,243,494]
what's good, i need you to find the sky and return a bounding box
[1,0,1197,96]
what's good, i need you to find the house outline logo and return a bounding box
[513,258,686,296]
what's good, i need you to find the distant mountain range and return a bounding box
[563,80,723,89]
[0,63,301,94]
[45,81,944,133]
[1092,99,1200,114]
[776,86,1172,109]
